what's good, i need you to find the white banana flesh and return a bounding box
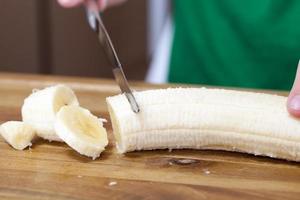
[22,84,79,142]
[107,88,300,162]
[55,105,108,159]
[0,121,35,150]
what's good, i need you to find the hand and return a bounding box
[287,60,300,117]
[57,0,126,11]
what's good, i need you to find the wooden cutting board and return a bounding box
[0,73,299,200]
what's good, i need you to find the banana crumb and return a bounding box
[176,159,197,164]
[99,118,107,123]
[108,181,117,186]
[203,169,210,175]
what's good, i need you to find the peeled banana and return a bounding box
[107,88,300,161]
[0,121,35,150]
[22,84,79,142]
[55,105,108,159]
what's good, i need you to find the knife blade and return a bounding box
[85,0,140,113]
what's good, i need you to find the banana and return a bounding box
[21,84,79,142]
[55,105,108,159]
[0,121,35,150]
[107,88,300,162]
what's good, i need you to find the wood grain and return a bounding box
[0,73,298,200]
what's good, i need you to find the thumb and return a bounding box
[287,60,300,117]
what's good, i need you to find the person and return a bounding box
[57,0,300,117]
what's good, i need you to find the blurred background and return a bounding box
[0,0,167,80]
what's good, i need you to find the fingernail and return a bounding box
[289,95,300,111]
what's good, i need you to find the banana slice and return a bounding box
[22,84,79,142]
[55,105,108,159]
[0,121,35,150]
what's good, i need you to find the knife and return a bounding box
[85,0,140,113]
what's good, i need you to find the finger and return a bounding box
[97,0,108,10]
[57,0,83,7]
[287,60,300,117]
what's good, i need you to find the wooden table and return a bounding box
[0,73,299,200]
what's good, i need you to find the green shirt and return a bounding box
[169,0,300,90]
